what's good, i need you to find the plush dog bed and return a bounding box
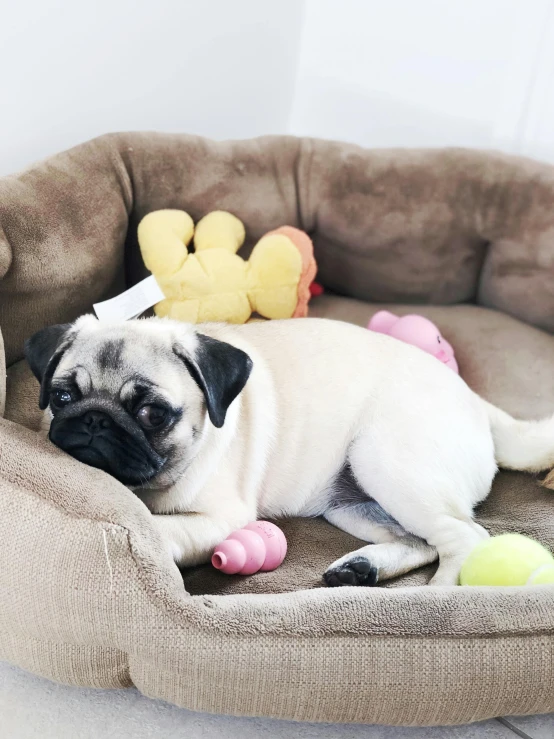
[0,133,553,726]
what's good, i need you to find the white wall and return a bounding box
[0,0,303,175]
[3,0,554,177]
[289,0,554,161]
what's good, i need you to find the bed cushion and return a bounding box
[0,133,553,727]
[10,296,553,595]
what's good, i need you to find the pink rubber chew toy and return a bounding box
[211,521,287,575]
[368,310,459,373]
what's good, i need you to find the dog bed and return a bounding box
[0,133,553,726]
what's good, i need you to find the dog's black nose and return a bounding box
[81,410,113,434]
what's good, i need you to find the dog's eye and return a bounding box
[136,404,168,430]
[51,389,73,409]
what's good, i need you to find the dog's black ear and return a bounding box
[24,323,74,409]
[174,333,253,428]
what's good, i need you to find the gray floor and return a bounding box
[0,662,552,739]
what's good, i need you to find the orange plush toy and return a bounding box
[138,209,321,324]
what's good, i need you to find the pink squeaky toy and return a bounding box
[211,521,287,575]
[368,310,459,373]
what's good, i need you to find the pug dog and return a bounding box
[25,315,554,586]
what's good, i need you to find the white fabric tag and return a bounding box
[93,275,165,322]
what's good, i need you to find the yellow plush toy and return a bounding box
[137,209,319,324]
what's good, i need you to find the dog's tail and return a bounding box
[482,399,554,473]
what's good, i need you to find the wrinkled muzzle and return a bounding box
[49,398,166,486]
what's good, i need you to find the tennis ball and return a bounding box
[527,564,554,585]
[459,533,554,586]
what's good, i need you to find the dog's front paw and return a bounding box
[323,556,379,587]
[151,514,187,566]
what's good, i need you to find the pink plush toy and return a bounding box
[368,311,459,373]
[211,521,287,575]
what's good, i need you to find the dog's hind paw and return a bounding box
[323,556,379,587]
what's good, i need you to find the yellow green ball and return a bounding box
[459,533,554,586]
[527,564,554,585]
